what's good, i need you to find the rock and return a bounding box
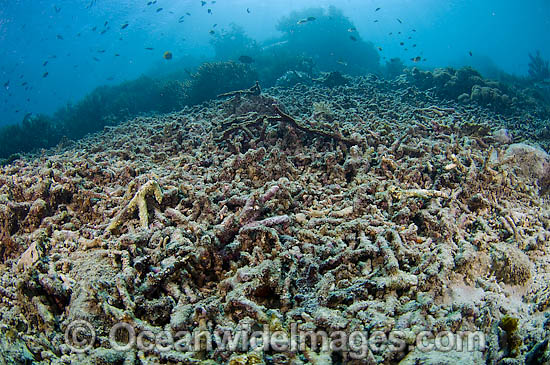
[491,245,533,286]
[503,143,550,191]
[493,128,513,144]
[470,85,510,108]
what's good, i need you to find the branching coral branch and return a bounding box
[388,186,450,200]
[107,180,163,234]
[215,185,280,245]
[217,81,261,98]
[271,104,359,146]
[214,113,267,143]
[241,214,290,230]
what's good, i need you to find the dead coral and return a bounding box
[272,104,360,147]
[217,81,261,99]
[312,71,348,88]
[491,245,533,285]
[0,219,17,261]
[107,180,163,234]
[0,74,549,364]
[213,99,360,150]
[214,184,281,245]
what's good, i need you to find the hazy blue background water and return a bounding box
[1,0,549,127]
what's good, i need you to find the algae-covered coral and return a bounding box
[0,75,549,364]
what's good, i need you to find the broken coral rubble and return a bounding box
[0,75,549,364]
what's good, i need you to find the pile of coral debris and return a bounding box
[0,76,549,364]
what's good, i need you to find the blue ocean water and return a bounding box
[0,0,549,129]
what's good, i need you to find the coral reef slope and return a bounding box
[0,76,549,364]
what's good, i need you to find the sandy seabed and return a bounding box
[0,76,550,364]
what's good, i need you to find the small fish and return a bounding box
[21,82,28,86]
[93,57,100,61]
[43,61,48,66]
[209,30,215,35]
[97,49,106,53]
[411,56,421,62]
[350,35,357,41]
[56,34,64,40]
[412,29,417,32]
[307,17,316,21]
[114,53,120,56]
[145,47,154,50]
[121,23,129,29]
[3,81,9,88]
[408,36,412,39]
[100,28,108,35]
[396,18,402,24]
[147,1,153,5]
[400,42,404,46]
[178,19,185,23]
[77,32,81,37]
[389,32,393,35]
[378,47,383,51]
[213,23,217,27]
[92,26,97,31]
[375,7,381,11]
[374,20,379,22]
[469,51,473,56]
[336,59,348,66]
[43,72,49,78]
[348,27,356,32]
[207,8,212,14]
[297,19,308,24]
[246,8,250,13]
[238,55,254,64]
[104,21,108,27]
[201,1,206,6]
[412,44,417,47]
[156,8,163,12]
[54,5,61,13]
[163,51,173,60]
[186,12,191,16]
